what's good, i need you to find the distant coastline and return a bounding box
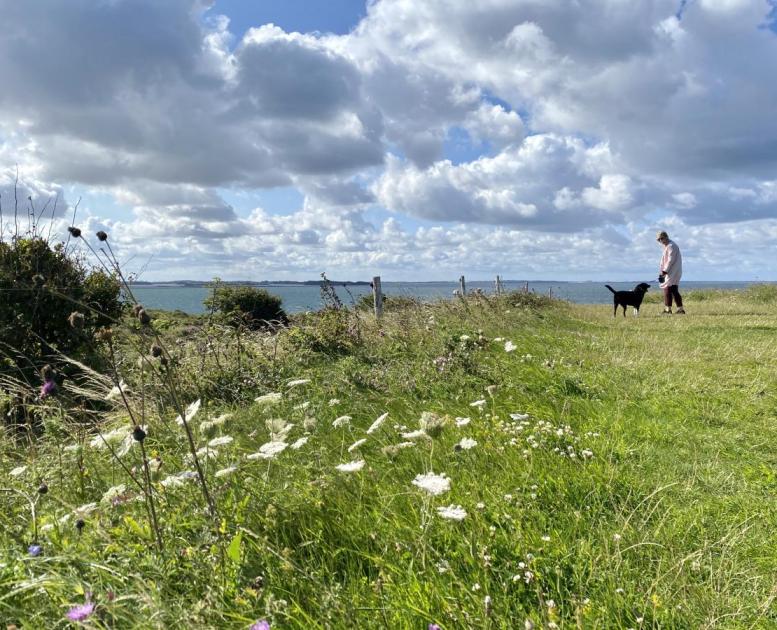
[130,280,372,287]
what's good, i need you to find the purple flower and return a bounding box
[28,544,42,557]
[66,603,94,622]
[40,379,57,399]
[429,625,442,630]
[249,621,270,630]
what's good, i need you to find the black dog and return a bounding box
[605,283,650,317]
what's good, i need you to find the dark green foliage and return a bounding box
[284,307,359,355]
[0,237,122,377]
[204,283,287,329]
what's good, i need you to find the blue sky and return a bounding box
[2,0,777,282]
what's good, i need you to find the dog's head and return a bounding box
[635,282,650,293]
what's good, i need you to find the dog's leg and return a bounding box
[613,303,617,317]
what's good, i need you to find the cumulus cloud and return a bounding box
[2,0,777,279]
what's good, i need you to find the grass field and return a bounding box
[1,287,776,628]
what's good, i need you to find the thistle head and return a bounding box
[67,226,82,238]
[96,230,108,242]
[68,311,85,330]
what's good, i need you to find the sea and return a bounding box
[130,280,767,315]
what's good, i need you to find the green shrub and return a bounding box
[0,237,122,379]
[355,293,421,312]
[204,283,287,329]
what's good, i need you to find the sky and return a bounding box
[2,0,777,282]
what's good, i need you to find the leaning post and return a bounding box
[372,276,383,319]
[459,275,466,296]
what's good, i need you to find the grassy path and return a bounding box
[1,292,776,628]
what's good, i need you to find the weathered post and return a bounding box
[459,275,466,296]
[372,276,383,319]
[548,287,553,299]
[524,281,529,293]
[495,275,501,294]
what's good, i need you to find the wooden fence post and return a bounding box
[548,287,553,299]
[524,281,529,293]
[459,275,466,296]
[495,275,501,295]
[372,276,383,319]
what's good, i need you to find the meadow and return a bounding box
[1,286,776,628]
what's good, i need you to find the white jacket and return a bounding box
[659,240,682,288]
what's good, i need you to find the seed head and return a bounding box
[150,344,163,358]
[32,274,45,288]
[160,356,169,367]
[132,425,147,442]
[96,230,108,242]
[94,327,113,343]
[40,364,54,380]
[137,309,151,325]
[37,482,48,495]
[132,304,144,317]
[75,518,85,533]
[67,226,82,238]
[68,311,85,329]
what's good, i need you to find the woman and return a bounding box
[656,231,685,314]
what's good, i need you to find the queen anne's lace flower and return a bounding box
[332,415,352,428]
[208,436,233,448]
[504,341,517,352]
[412,472,451,496]
[366,412,389,434]
[246,441,288,460]
[175,399,201,425]
[436,505,467,521]
[336,460,365,473]
[255,392,282,406]
[348,438,367,452]
[457,438,478,450]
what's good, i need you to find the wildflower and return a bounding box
[66,602,94,622]
[96,230,108,241]
[455,417,471,427]
[328,398,340,406]
[215,466,237,478]
[546,599,556,609]
[336,460,365,473]
[436,505,467,521]
[40,378,57,399]
[287,379,310,388]
[105,381,129,402]
[175,399,201,425]
[10,465,27,477]
[470,399,487,409]
[541,535,551,542]
[207,436,234,448]
[160,470,198,488]
[132,425,146,442]
[505,341,517,352]
[200,413,231,434]
[250,622,270,630]
[510,413,530,421]
[400,429,427,440]
[429,625,441,630]
[484,595,492,615]
[28,544,42,557]
[456,438,477,451]
[294,401,310,411]
[67,226,82,238]
[613,533,622,542]
[460,334,471,341]
[419,411,447,437]
[246,441,288,460]
[524,621,535,630]
[255,392,282,406]
[348,438,367,452]
[412,472,451,496]
[382,442,415,456]
[38,482,48,495]
[366,412,389,434]
[290,437,308,449]
[101,484,126,504]
[332,415,351,428]
[472,583,481,592]
[486,385,497,397]
[476,502,486,509]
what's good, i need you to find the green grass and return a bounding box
[1,292,776,628]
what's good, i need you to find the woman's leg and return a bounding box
[671,285,683,308]
[663,287,673,308]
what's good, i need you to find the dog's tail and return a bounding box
[605,284,616,294]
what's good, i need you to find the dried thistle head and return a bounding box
[150,344,163,358]
[40,364,54,381]
[96,230,108,242]
[32,274,46,288]
[132,304,144,317]
[67,226,82,238]
[137,309,151,325]
[68,311,85,329]
[94,327,113,343]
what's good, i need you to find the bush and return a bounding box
[204,283,287,329]
[0,237,122,381]
[743,283,777,303]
